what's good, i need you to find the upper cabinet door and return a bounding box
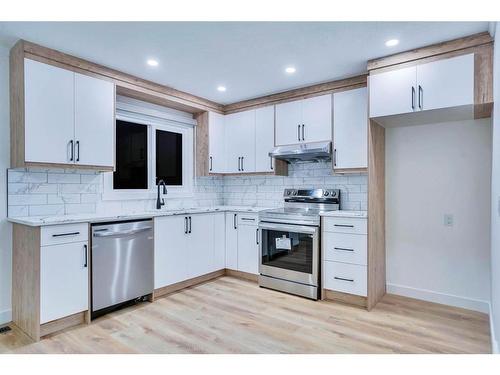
[255,106,275,172]
[74,73,115,168]
[416,54,474,112]
[301,94,332,143]
[333,88,368,170]
[225,110,256,173]
[24,59,75,165]
[208,112,226,173]
[275,100,302,146]
[369,65,417,118]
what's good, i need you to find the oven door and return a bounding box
[259,221,319,286]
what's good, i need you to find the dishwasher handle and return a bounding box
[93,227,152,238]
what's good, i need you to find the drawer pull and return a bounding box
[334,276,354,283]
[52,231,80,237]
[334,247,354,252]
[334,224,354,228]
[241,218,255,221]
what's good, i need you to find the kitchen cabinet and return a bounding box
[213,213,226,271]
[74,73,115,168]
[154,215,189,288]
[13,58,115,170]
[275,94,332,146]
[40,240,89,324]
[225,212,239,270]
[188,213,215,278]
[24,58,75,165]
[225,110,256,173]
[236,214,260,275]
[255,106,275,172]
[333,87,368,170]
[369,53,474,123]
[208,112,226,173]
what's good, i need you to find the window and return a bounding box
[113,120,148,189]
[155,129,182,186]
[103,97,195,201]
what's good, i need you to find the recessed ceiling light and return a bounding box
[147,59,159,67]
[217,85,227,92]
[385,39,399,47]
[285,66,296,74]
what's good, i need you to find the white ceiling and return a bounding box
[0,22,491,104]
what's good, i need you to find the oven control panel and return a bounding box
[283,188,340,199]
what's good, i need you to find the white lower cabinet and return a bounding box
[213,213,226,271]
[188,213,215,278]
[322,216,368,297]
[40,224,89,324]
[237,221,259,275]
[225,212,238,270]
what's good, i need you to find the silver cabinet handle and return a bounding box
[411,86,416,110]
[334,247,354,252]
[52,231,80,237]
[334,276,354,282]
[256,228,259,245]
[188,216,192,233]
[297,124,301,141]
[418,85,423,110]
[334,224,354,228]
[209,156,213,172]
[75,140,80,162]
[93,227,151,238]
[83,244,88,268]
[301,124,305,141]
[69,140,74,161]
[233,213,237,229]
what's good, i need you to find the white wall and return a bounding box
[386,119,492,313]
[490,22,500,354]
[0,45,12,324]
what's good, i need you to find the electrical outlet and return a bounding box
[444,214,454,227]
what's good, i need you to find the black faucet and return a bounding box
[156,180,168,209]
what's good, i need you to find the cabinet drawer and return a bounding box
[237,213,258,226]
[41,223,89,246]
[322,217,367,235]
[323,232,367,265]
[323,261,367,297]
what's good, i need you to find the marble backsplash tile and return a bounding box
[7,161,367,217]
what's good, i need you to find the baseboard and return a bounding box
[489,302,499,354]
[0,309,12,325]
[386,283,490,313]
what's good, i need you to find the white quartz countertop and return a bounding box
[320,210,368,219]
[7,206,272,227]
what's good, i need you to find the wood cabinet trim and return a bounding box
[367,32,493,71]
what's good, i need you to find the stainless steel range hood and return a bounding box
[269,141,332,163]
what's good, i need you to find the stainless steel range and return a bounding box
[258,188,340,300]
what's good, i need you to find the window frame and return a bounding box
[102,104,195,201]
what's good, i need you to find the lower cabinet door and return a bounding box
[213,213,226,271]
[154,215,188,288]
[188,214,215,278]
[237,224,259,275]
[225,213,238,270]
[40,242,89,324]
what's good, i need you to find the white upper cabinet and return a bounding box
[225,110,256,173]
[301,94,332,143]
[23,58,115,169]
[208,112,226,173]
[24,59,75,165]
[369,53,474,122]
[74,73,114,168]
[275,100,302,146]
[416,54,474,112]
[369,65,417,118]
[333,88,368,170]
[275,94,332,146]
[255,106,275,173]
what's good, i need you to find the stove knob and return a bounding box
[331,190,337,197]
[292,190,297,196]
[323,191,329,196]
[286,190,291,195]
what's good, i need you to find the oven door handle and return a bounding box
[258,222,318,235]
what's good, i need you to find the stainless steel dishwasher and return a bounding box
[91,219,154,318]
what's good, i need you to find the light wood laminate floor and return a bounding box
[0,276,491,354]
